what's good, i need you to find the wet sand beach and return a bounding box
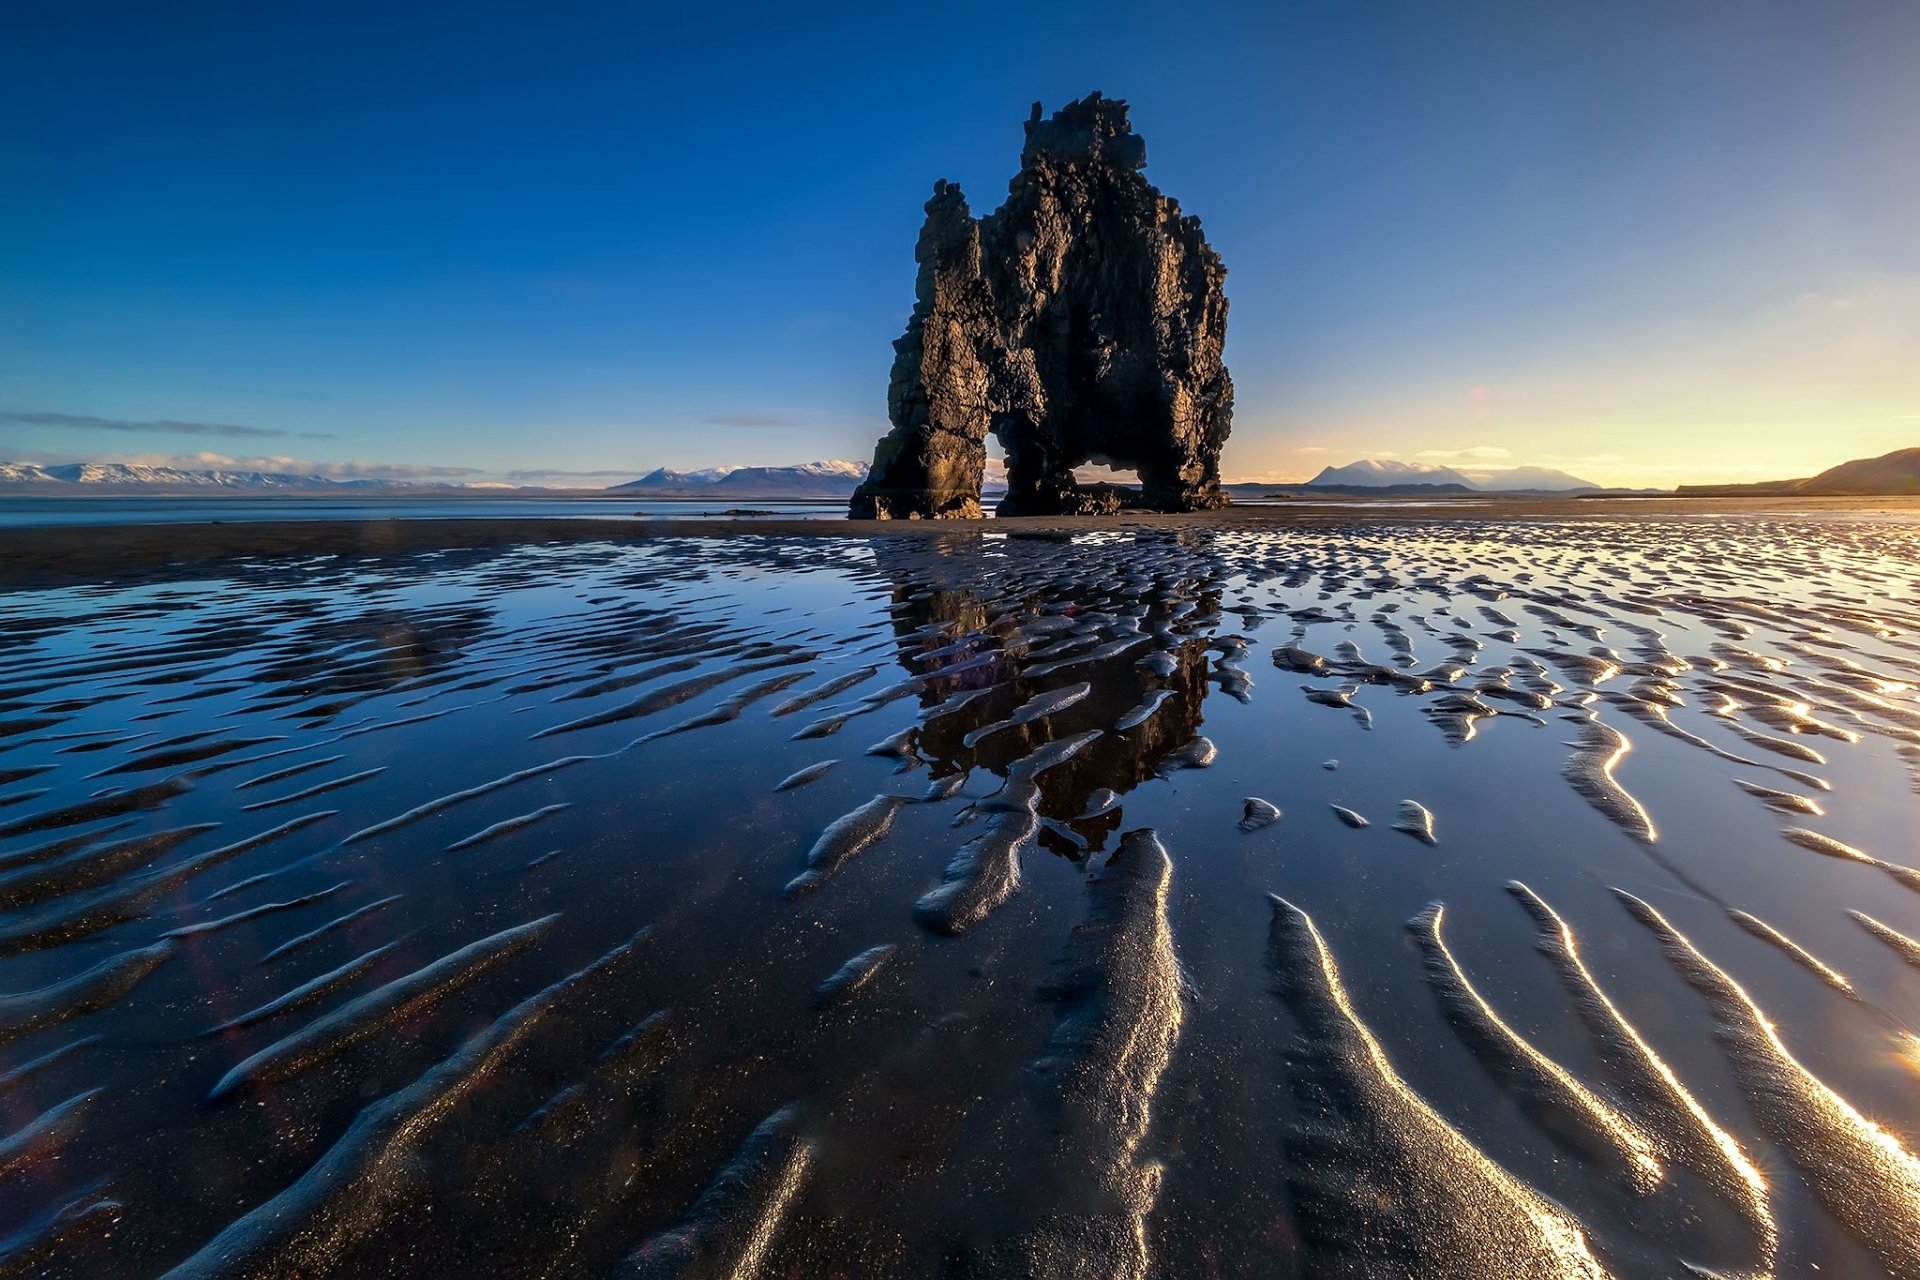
[6,493,1920,591]
[1,499,1919,1275]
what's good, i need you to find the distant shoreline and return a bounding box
[7,494,1920,592]
[0,487,843,501]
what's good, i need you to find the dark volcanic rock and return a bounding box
[850,93,1234,519]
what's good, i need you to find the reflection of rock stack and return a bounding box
[887,586,990,677]
[917,640,1210,835]
[876,547,1220,855]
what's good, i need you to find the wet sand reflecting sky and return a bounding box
[1,514,1918,1276]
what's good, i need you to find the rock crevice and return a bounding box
[850,93,1233,519]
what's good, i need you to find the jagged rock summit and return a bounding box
[849,93,1234,519]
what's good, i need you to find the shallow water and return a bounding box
[1,514,1919,1276]
[0,497,853,528]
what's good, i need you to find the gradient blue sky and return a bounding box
[3,1,1915,487]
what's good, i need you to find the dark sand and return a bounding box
[7,494,1920,591]
[7,495,1920,1275]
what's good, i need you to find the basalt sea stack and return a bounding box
[849,93,1234,519]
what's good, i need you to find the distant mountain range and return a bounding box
[613,460,872,499]
[1303,459,1602,492]
[14,448,1916,501]
[611,459,1024,499]
[0,457,944,499]
[0,462,473,490]
[1676,446,1920,497]
[0,459,884,497]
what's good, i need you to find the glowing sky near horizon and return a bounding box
[2,1,1915,488]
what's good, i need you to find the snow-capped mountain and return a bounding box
[1,457,878,496]
[620,466,742,488]
[1463,465,1600,492]
[1306,459,1477,489]
[612,460,870,499]
[1306,459,1598,492]
[0,461,465,490]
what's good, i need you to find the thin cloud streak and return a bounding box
[1418,445,1511,461]
[0,410,334,441]
[504,468,646,482]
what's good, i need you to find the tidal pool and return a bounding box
[1,514,1918,1277]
